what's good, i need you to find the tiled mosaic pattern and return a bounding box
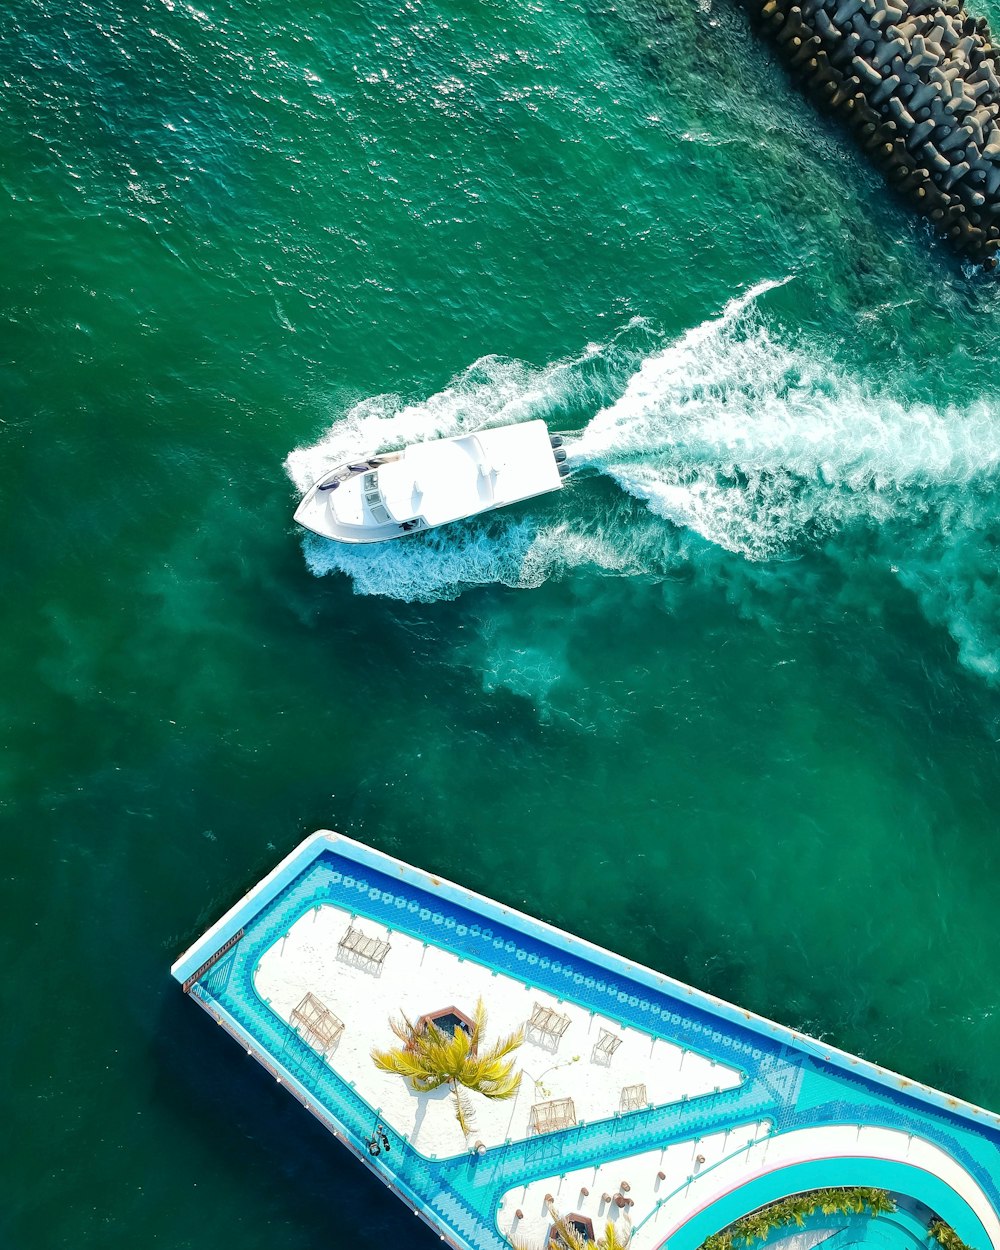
[192,849,1000,1250]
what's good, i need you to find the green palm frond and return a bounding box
[929,1221,972,1250]
[465,1024,524,1096]
[598,1219,632,1250]
[372,995,524,1106]
[473,997,488,1043]
[547,1212,588,1250]
[370,1047,424,1078]
[705,1189,898,1250]
[543,1207,631,1250]
[484,1024,526,1062]
[387,1011,421,1047]
[453,1086,475,1135]
[548,1230,586,1250]
[472,1065,521,1100]
[371,1045,450,1089]
[867,1191,896,1218]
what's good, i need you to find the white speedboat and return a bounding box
[293,419,569,544]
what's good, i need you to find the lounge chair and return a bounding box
[619,1083,647,1112]
[529,1097,578,1135]
[338,922,391,968]
[592,1028,623,1064]
[527,1002,571,1045]
[291,992,344,1055]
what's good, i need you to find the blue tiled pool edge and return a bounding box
[169,831,1000,1135]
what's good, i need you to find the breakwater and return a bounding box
[745,0,1000,265]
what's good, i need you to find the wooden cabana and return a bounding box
[290,992,344,1056]
[529,1097,577,1135]
[338,922,391,968]
[527,1002,571,1044]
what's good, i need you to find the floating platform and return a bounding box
[171,832,1000,1250]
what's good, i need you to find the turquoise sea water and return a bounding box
[3,0,1000,1246]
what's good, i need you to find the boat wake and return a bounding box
[285,281,1000,682]
[570,280,1000,562]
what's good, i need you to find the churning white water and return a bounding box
[285,282,1000,679]
[571,278,1000,560]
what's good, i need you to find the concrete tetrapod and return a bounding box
[742,0,1000,266]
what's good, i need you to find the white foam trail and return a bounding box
[284,284,1000,681]
[573,279,1000,559]
[574,278,794,462]
[300,514,643,603]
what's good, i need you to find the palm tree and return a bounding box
[545,1209,631,1250]
[693,1189,896,1250]
[865,1191,896,1218]
[929,1221,971,1250]
[371,997,523,1135]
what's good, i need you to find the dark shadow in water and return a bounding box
[152,991,440,1250]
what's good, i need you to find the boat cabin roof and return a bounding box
[312,419,561,539]
[377,436,491,526]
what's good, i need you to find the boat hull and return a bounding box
[293,420,565,544]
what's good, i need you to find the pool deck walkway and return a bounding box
[171,832,1000,1250]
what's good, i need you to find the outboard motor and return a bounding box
[549,434,564,449]
[558,464,570,477]
[553,448,567,463]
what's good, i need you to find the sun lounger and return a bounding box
[338,923,391,967]
[290,992,344,1055]
[592,1028,623,1063]
[528,1002,571,1042]
[619,1083,647,1112]
[529,1097,578,1135]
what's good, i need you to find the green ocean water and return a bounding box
[4,0,1000,1245]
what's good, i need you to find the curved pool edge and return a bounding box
[661,1157,993,1250]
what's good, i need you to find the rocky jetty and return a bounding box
[746,0,1000,266]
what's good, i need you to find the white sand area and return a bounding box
[253,903,743,1161]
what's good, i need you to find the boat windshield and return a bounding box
[362,471,391,525]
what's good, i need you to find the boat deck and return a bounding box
[171,833,1000,1250]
